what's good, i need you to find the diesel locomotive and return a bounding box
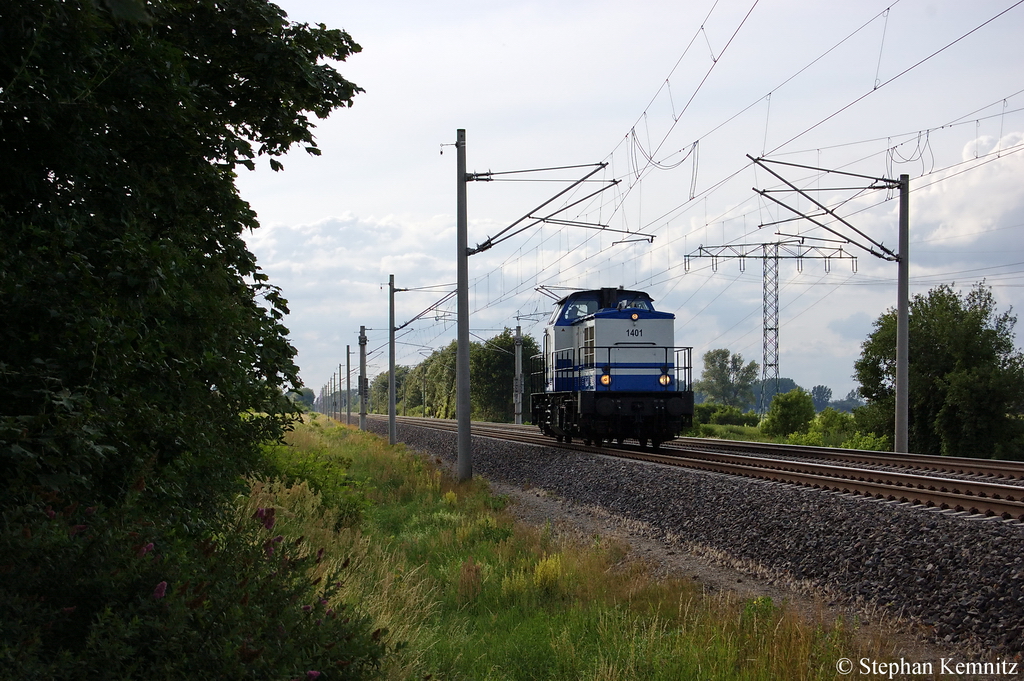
[530,287,694,448]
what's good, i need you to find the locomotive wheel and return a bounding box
[651,440,662,451]
[639,438,648,448]
[556,435,564,443]
[565,435,572,444]
[583,438,592,446]
[616,437,624,446]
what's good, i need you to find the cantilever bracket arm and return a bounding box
[749,155,899,261]
[530,217,655,242]
[468,163,616,255]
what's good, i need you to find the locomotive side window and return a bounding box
[582,325,595,366]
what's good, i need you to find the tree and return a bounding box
[854,283,1024,458]
[828,389,864,413]
[810,385,833,412]
[786,406,890,451]
[470,328,540,422]
[760,388,815,437]
[287,387,315,409]
[2,0,362,507]
[422,342,458,419]
[368,366,410,414]
[749,377,800,411]
[402,330,539,422]
[694,349,760,408]
[1,1,376,674]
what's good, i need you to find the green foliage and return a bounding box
[854,283,1024,457]
[1,492,386,678]
[749,377,801,411]
[0,0,377,675]
[785,407,889,451]
[288,387,316,410]
[368,365,410,415]
[263,434,370,529]
[693,403,760,427]
[839,430,891,452]
[694,349,760,408]
[827,389,864,413]
[268,420,871,680]
[471,327,540,422]
[387,329,539,422]
[810,385,832,412]
[760,388,815,437]
[2,0,361,507]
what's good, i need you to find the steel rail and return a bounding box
[367,415,1024,520]
[665,437,1024,481]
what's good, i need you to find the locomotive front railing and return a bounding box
[535,346,693,393]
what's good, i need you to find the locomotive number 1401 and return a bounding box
[626,328,643,337]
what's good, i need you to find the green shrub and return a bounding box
[761,389,815,437]
[840,431,891,451]
[1,494,387,679]
[694,403,760,427]
[784,408,891,451]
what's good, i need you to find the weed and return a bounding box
[264,420,885,680]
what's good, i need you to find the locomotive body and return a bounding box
[531,287,694,448]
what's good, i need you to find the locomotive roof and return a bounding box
[555,287,655,308]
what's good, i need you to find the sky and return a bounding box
[236,0,1024,402]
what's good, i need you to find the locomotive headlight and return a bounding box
[631,313,639,321]
[658,374,672,386]
[600,373,612,386]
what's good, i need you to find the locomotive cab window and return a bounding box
[616,294,652,311]
[563,296,598,322]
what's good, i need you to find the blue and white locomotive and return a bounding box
[530,287,694,448]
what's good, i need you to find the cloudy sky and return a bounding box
[236,0,1024,401]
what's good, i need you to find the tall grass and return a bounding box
[256,416,874,680]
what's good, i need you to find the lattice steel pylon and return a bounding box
[761,243,780,413]
[684,239,856,413]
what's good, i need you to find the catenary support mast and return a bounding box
[456,130,472,481]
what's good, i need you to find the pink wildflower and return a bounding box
[45,506,55,519]
[69,524,88,537]
[306,672,321,680]
[153,581,168,599]
[137,542,154,558]
[253,507,276,529]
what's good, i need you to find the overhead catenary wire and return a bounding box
[331,3,1024,394]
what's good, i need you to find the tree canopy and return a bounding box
[854,283,1024,458]
[1,1,375,674]
[2,0,362,508]
[810,385,832,412]
[369,328,540,423]
[760,388,815,437]
[694,349,760,408]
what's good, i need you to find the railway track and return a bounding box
[370,415,1024,521]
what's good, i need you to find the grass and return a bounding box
[254,415,879,680]
[690,424,770,442]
